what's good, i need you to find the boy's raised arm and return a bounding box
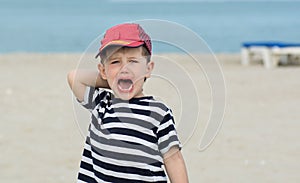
[67,69,109,102]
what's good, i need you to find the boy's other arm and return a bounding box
[164,147,189,183]
[67,69,109,102]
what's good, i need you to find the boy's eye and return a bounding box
[111,60,120,64]
[129,60,138,63]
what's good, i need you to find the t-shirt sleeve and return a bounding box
[77,86,95,110]
[157,109,182,155]
[77,86,110,110]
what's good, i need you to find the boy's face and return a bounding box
[98,46,154,100]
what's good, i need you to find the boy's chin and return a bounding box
[116,93,133,100]
[114,90,143,101]
[112,89,134,100]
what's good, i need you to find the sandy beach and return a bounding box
[0,53,299,183]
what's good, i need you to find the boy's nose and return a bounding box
[120,62,130,74]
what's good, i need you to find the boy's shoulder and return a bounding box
[133,96,173,116]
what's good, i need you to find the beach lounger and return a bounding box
[241,42,300,69]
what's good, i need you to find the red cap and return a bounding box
[95,23,152,58]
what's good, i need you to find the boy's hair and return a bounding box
[99,45,151,64]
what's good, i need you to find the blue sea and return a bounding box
[1,0,300,53]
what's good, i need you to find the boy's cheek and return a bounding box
[135,70,148,80]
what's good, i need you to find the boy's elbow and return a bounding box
[67,70,76,89]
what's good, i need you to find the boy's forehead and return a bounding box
[106,47,143,58]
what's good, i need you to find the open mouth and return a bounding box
[117,79,133,92]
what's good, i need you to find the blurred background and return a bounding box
[1,0,300,183]
[1,0,300,53]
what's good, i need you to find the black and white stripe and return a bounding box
[77,87,181,183]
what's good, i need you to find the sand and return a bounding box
[0,53,299,183]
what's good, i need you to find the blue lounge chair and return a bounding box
[241,41,300,68]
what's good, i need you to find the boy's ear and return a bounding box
[145,61,154,78]
[98,63,107,80]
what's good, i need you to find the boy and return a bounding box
[68,23,188,183]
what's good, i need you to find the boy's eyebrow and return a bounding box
[127,56,144,59]
[127,56,138,59]
[107,55,121,60]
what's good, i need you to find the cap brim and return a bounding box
[95,40,144,59]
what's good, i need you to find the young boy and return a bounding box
[68,23,188,183]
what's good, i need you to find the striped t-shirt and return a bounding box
[77,87,182,183]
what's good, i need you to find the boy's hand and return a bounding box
[67,69,109,102]
[164,147,189,183]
